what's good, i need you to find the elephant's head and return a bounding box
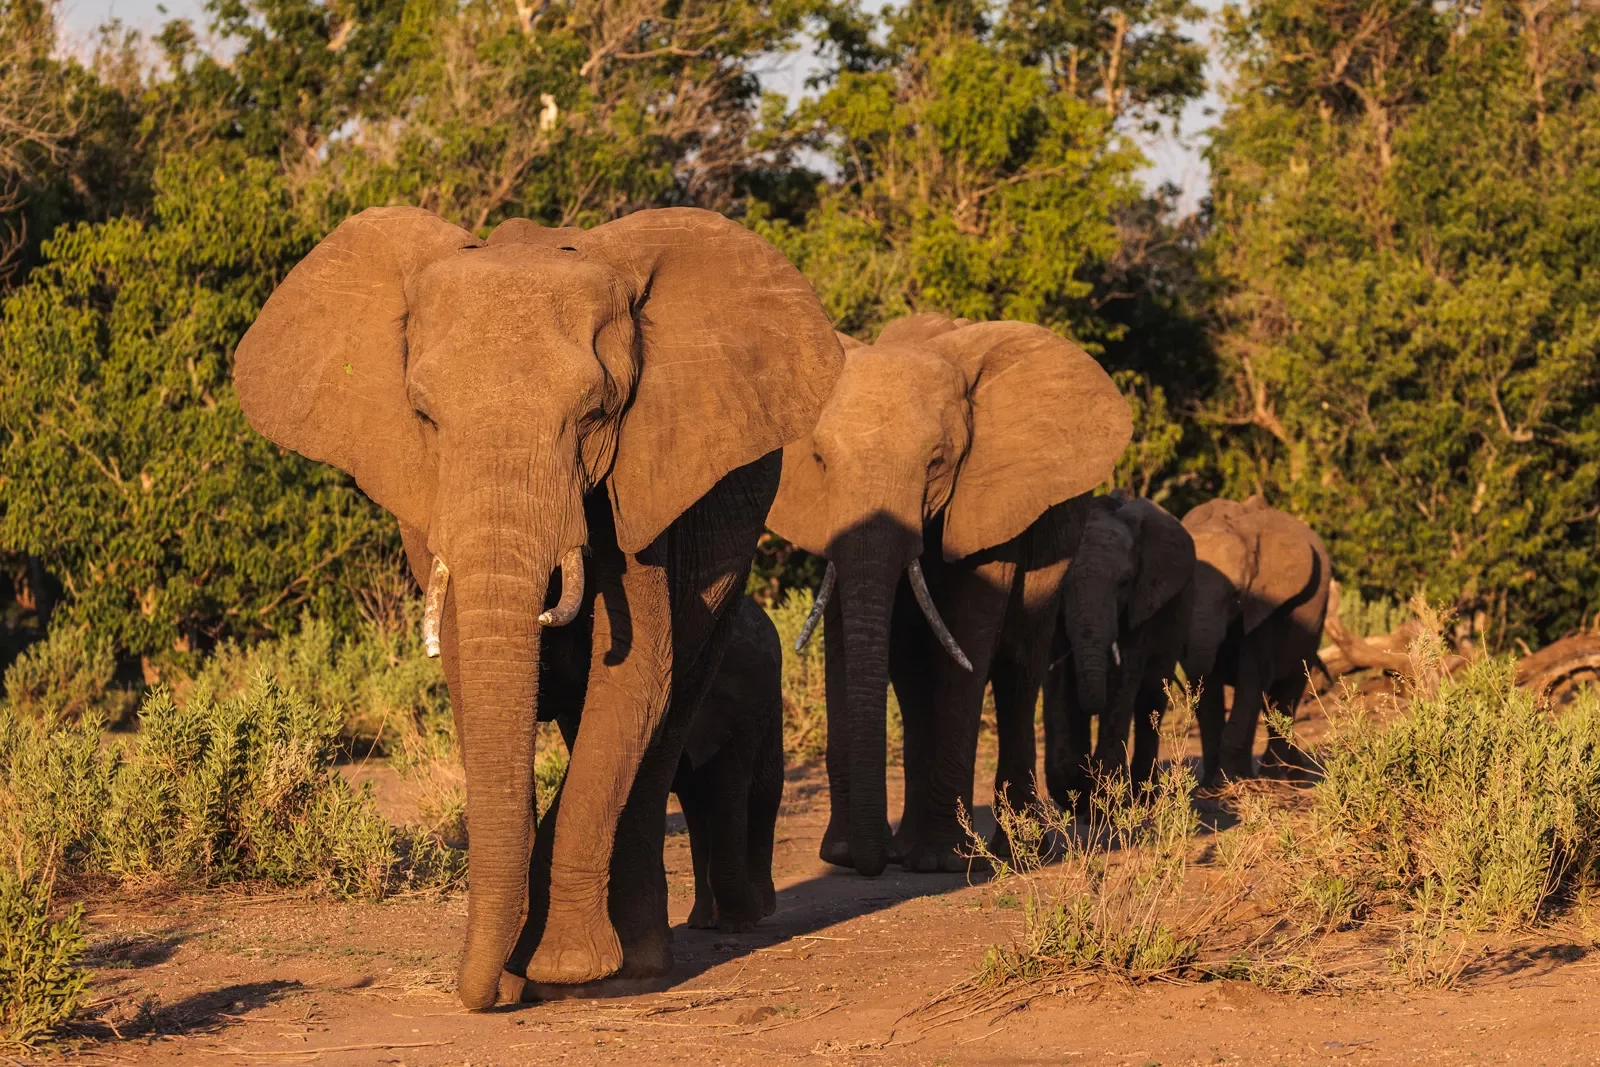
[1182,497,1323,679]
[767,316,1131,875]
[233,206,841,1008]
[1060,496,1193,717]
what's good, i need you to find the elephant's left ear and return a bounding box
[1119,498,1195,630]
[575,209,844,554]
[934,322,1132,561]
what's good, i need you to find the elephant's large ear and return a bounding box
[575,209,844,554]
[1120,498,1195,630]
[767,437,830,554]
[233,207,479,533]
[1243,512,1318,633]
[933,322,1131,561]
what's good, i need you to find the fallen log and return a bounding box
[1514,632,1600,699]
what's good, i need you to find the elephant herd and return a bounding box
[232,207,1330,1009]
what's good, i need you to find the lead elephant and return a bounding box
[767,313,1131,876]
[1044,494,1194,809]
[232,207,841,1008]
[1182,496,1331,784]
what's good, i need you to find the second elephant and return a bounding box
[1044,495,1194,810]
[767,313,1132,875]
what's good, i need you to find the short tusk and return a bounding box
[1111,640,1122,668]
[422,556,450,659]
[907,558,973,672]
[794,562,836,652]
[538,546,586,627]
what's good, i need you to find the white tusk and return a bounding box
[422,556,450,658]
[1111,640,1122,667]
[538,546,586,627]
[907,558,973,672]
[794,562,836,652]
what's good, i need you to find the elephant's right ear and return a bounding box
[233,208,479,533]
[766,436,830,555]
[1120,498,1195,630]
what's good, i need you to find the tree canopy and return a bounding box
[2,0,1597,667]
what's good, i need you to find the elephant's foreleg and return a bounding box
[519,526,674,986]
[604,451,777,972]
[1128,677,1167,788]
[675,769,717,929]
[1195,675,1227,787]
[902,554,1013,874]
[747,717,783,916]
[990,559,1068,821]
[1219,647,1266,781]
[888,587,937,862]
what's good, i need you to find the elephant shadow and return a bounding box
[527,802,998,1002]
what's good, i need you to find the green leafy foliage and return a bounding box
[0,870,87,1052]
[1316,660,1600,930]
[0,678,461,897]
[1204,0,1600,644]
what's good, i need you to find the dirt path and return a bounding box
[51,737,1600,1067]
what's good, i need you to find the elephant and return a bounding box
[1042,494,1194,811]
[672,596,784,932]
[766,312,1132,876]
[1182,496,1331,784]
[232,206,842,1008]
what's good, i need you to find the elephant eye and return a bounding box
[813,451,826,473]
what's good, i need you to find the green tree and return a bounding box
[1205,0,1600,644]
[754,0,1206,343]
[0,148,392,665]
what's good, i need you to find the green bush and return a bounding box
[0,677,460,898]
[1,624,136,724]
[189,604,449,750]
[1315,658,1600,929]
[766,590,828,766]
[0,870,88,1052]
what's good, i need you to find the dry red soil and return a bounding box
[42,708,1600,1067]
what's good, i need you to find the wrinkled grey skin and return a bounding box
[1182,497,1331,784]
[1044,495,1195,810]
[672,596,784,932]
[767,313,1133,876]
[232,206,841,1008]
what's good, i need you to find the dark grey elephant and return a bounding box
[1182,496,1331,784]
[766,313,1131,875]
[1044,494,1194,809]
[672,596,784,932]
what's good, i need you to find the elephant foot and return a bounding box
[616,923,673,979]
[758,881,777,917]
[820,819,898,869]
[902,840,978,874]
[525,910,624,984]
[687,896,718,930]
[1259,740,1311,780]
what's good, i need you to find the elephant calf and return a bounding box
[1045,494,1194,810]
[672,597,784,931]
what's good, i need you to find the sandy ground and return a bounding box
[39,694,1600,1067]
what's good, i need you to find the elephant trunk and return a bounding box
[1074,643,1110,722]
[836,556,897,877]
[441,455,587,1011]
